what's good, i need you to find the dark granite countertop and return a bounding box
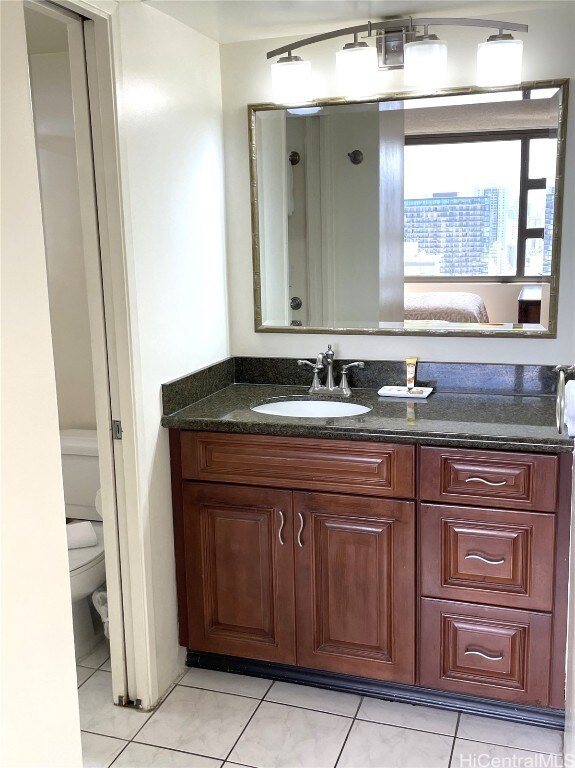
[161,384,573,454]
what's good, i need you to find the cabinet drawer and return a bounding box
[420,447,558,512]
[420,598,551,706]
[181,432,415,498]
[420,504,555,610]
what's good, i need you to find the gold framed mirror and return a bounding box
[249,79,568,337]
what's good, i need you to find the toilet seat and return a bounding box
[68,521,104,574]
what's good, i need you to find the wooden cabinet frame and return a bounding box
[169,430,571,720]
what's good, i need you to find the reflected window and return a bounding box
[404,133,557,279]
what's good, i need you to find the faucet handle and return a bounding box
[298,359,323,372]
[338,362,364,397]
[341,361,365,373]
[298,358,324,394]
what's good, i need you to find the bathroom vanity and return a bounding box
[163,361,573,728]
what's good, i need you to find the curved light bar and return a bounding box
[267,17,527,102]
[266,18,528,60]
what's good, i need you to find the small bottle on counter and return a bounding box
[406,357,417,390]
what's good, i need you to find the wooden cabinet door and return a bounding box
[294,492,415,683]
[183,483,296,664]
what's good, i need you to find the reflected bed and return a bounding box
[404,292,490,323]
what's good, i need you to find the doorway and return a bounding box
[23,0,130,705]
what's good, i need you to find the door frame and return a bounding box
[25,0,158,709]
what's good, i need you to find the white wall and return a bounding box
[29,52,97,430]
[113,0,229,698]
[220,1,575,364]
[0,2,82,766]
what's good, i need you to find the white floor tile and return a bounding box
[452,739,564,767]
[100,657,112,673]
[77,666,96,688]
[179,667,271,699]
[228,701,352,768]
[113,742,223,768]
[79,671,152,740]
[358,696,458,735]
[338,719,453,768]
[136,685,259,759]
[81,731,127,768]
[265,681,360,717]
[77,639,110,669]
[458,714,563,755]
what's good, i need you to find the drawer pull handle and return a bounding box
[465,552,506,565]
[465,476,507,487]
[464,648,504,662]
[277,510,285,546]
[297,512,305,548]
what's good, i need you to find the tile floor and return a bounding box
[78,642,564,768]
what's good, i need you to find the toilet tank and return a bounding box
[60,429,101,521]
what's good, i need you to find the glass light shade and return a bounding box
[271,57,312,104]
[336,44,378,98]
[404,38,448,88]
[476,38,523,87]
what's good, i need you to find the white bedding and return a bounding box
[404,291,490,323]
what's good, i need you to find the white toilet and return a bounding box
[60,429,106,661]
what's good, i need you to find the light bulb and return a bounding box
[271,55,312,104]
[336,41,378,98]
[477,34,523,87]
[404,34,448,89]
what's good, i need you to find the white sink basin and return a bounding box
[251,400,372,418]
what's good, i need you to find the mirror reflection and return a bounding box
[250,82,567,336]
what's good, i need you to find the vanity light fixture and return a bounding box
[336,34,378,98]
[403,28,448,88]
[476,32,524,87]
[266,17,527,103]
[271,53,312,104]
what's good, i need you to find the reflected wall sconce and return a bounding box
[267,17,528,104]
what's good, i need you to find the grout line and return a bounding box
[102,737,131,768]
[448,713,461,768]
[80,729,129,742]
[454,711,462,738]
[129,739,231,763]
[244,697,355,719]
[224,761,260,768]
[333,695,362,768]
[176,682,272,702]
[354,715,461,738]
[176,681,357,718]
[261,678,275,699]
[77,668,97,690]
[223,697,266,763]
[454,736,563,757]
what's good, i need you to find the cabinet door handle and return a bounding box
[465,552,506,565]
[297,512,305,548]
[465,476,507,487]
[464,648,504,662]
[277,510,285,546]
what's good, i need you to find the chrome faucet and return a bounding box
[297,345,364,397]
